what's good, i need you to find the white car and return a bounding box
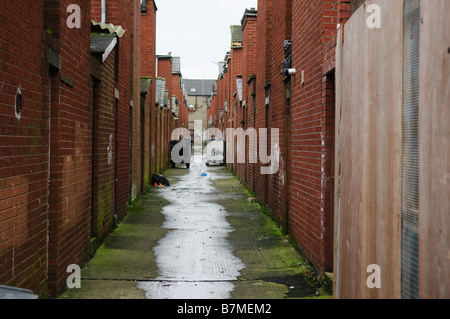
[205,138,224,166]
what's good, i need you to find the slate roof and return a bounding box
[241,8,257,27]
[90,32,116,55]
[90,21,125,63]
[183,79,217,97]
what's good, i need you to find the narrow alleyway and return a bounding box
[60,155,327,299]
[2,0,449,301]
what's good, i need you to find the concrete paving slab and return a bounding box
[60,157,329,299]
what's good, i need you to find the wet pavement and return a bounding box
[60,155,329,299]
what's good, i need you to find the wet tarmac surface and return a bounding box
[60,155,327,299]
[137,156,244,298]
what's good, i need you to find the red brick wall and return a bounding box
[207,0,342,274]
[140,1,156,78]
[90,0,100,21]
[157,57,173,172]
[338,0,352,24]
[141,90,151,187]
[172,73,188,131]
[242,12,258,90]
[1,0,157,297]
[223,67,230,170]
[216,76,223,131]
[90,51,117,243]
[212,75,223,131]
[223,63,230,133]
[156,105,160,173]
[289,0,337,272]
[229,47,243,177]
[150,104,157,176]
[96,0,129,219]
[242,11,257,194]
[246,79,257,192]
[103,0,141,212]
[44,0,92,296]
[164,109,170,171]
[140,2,157,177]
[217,76,223,131]
[254,0,273,205]
[265,0,292,230]
[210,90,217,129]
[0,0,48,297]
[158,58,173,98]
[215,75,227,132]
[131,0,143,198]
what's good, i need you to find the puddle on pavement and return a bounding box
[137,155,245,299]
[138,281,234,299]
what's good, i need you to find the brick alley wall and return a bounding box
[174,73,189,133]
[229,46,243,178]
[140,1,157,177]
[217,73,225,131]
[226,46,242,175]
[44,0,93,296]
[254,0,272,206]
[0,0,182,298]
[245,78,257,192]
[288,0,337,273]
[266,0,292,231]
[0,0,48,297]
[140,85,151,188]
[207,0,450,299]
[155,97,162,175]
[211,0,338,273]
[130,0,143,198]
[157,56,173,172]
[89,49,117,243]
[241,9,257,193]
[95,0,132,216]
[223,57,230,133]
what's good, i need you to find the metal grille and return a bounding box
[401,0,420,299]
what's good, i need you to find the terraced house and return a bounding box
[1,0,449,300]
[209,0,449,299]
[0,0,188,297]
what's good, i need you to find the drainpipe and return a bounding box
[101,0,106,23]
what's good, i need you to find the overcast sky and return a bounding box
[155,0,257,80]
